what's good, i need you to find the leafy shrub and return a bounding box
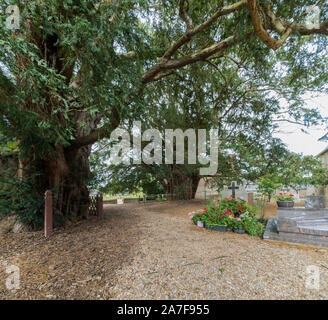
[191,195,265,237]
[0,170,44,229]
[242,215,265,237]
[216,195,255,217]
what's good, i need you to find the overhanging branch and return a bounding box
[247,0,293,51]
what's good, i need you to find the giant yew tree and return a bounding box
[0,0,328,222]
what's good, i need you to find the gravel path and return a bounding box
[1,201,328,299]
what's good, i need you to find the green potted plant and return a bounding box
[275,193,295,208]
[243,214,265,237]
[205,214,228,232]
[192,209,207,227]
[231,217,245,234]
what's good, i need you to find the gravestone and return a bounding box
[305,196,326,209]
[228,181,239,198]
[221,182,248,200]
[264,196,328,248]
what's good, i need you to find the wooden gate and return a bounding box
[88,193,104,219]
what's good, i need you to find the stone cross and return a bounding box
[228,181,239,198]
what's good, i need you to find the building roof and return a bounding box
[317,146,328,157]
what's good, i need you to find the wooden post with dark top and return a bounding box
[97,193,104,220]
[44,190,53,238]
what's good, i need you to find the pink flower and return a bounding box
[237,218,241,222]
[219,216,223,219]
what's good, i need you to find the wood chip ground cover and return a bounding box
[0,201,327,299]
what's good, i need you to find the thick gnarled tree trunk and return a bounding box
[160,166,200,200]
[19,143,92,221]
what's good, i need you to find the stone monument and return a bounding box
[117,197,124,205]
[221,182,248,200]
[264,195,328,248]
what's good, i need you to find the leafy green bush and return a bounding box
[0,170,44,229]
[242,216,265,237]
[216,195,255,217]
[191,195,265,237]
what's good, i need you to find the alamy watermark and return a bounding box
[305,265,320,290]
[305,5,321,28]
[1,260,20,291]
[4,5,20,31]
[109,122,219,176]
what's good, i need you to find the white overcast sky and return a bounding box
[274,93,328,156]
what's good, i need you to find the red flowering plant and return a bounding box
[231,216,244,230]
[192,204,231,226]
[192,208,208,224]
[275,193,294,202]
[191,197,265,236]
[216,195,255,218]
[240,212,265,237]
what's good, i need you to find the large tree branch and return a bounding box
[142,34,247,84]
[70,1,248,149]
[179,0,193,31]
[247,0,294,51]
[264,2,328,36]
[161,0,247,61]
[70,0,328,149]
[69,127,107,150]
[250,1,328,50]
[72,34,248,148]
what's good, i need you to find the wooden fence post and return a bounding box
[248,192,254,206]
[97,193,104,220]
[45,190,53,238]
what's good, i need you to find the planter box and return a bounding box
[233,228,246,234]
[205,224,227,232]
[277,200,294,208]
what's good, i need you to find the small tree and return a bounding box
[257,175,282,219]
[257,175,282,202]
